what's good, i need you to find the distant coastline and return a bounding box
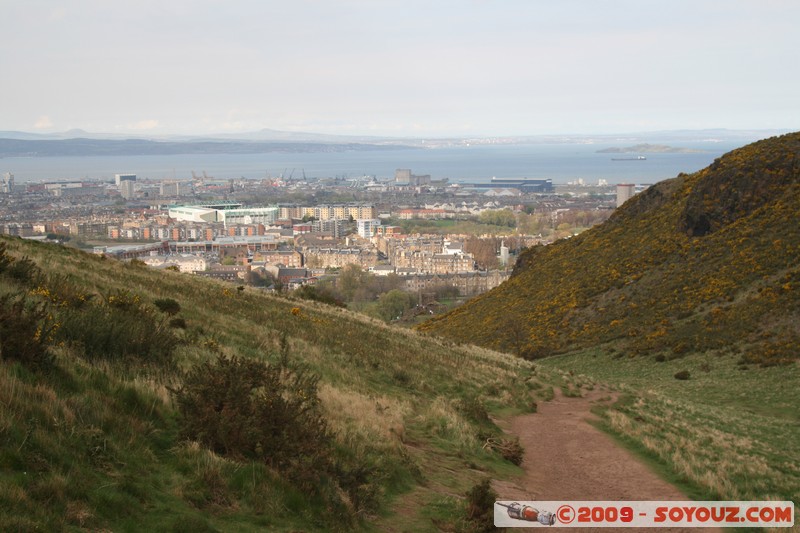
[597,143,705,154]
[0,138,414,158]
[0,142,737,184]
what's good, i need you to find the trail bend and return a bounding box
[493,388,721,532]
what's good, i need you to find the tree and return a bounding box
[479,209,517,228]
[337,264,369,301]
[373,289,414,322]
[465,237,500,270]
[433,284,460,300]
[294,285,345,307]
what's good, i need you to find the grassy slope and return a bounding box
[419,133,800,366]
[0,236,536,531]
[418,133,800,506]
[539,350,800,505]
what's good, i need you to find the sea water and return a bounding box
[1,141,740,185]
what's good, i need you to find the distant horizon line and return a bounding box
[0,126,794,142]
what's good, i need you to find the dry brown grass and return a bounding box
[319,385,410,445]
[604,388,799,502]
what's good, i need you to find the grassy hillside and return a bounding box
[540,351,800,505]
[0,236,537,531]
[418,132,800,507]
[419,132,800,367]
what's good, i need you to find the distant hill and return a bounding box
[419,132,800,366]
[597,143,704,154]
[0,128,395,143]
[0,137,414,157]
[0,127,790,149]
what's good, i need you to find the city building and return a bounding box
[375,225,402,236]
[468,178,554,193]
[409,252,475,274]
[45,182,105,197]
[115,173,136,186]
[395,169,431,186]
[311,218,344,237]
[169,204,277,227]
[117,174,137,199]
[170,235,280,254]
[168,206,219,223]
[304,248,379,269]
[216,207,278,227]
[263,266,312,287]
[499,240,510,266]
[159,181,190,197]
[400,270,510,297]
[356,218,381,239]
[143,255,208,273]
[252,250,304,267]
[93,241,170,259]
[616,184,636,207]
[396,208,455,220]
[278,204,376,221]
[196,264,251,282]
[395,169,412,184]
[1,172,14,194]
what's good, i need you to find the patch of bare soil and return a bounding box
[493,387,721,532]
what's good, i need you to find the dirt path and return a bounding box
[494,387,721,532]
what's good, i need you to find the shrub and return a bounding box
[520,344,551,360]
[0,251,41,284]
[39,274,93,308]
[674,370,691,380]
[172,354,331,472]
[0,241,11,272]
[0,294,53,371]
[153,298,181,316]
[456,397,491,425]
[498,437,524,465]
[464,478,497,532]
[672,341,690,355]
[293,285,346,308]
[169,317,187,329]
[483,436,524,465]
[392,368,411,386]
[55,291,178,366]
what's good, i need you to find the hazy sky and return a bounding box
[1,0,798,137]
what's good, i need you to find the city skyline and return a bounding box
[1,0,798,137]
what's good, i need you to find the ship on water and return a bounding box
[611,155,647,161]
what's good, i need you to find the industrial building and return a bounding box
[616,184,636,207]
[168,204,277,227]
[467,177,554,193]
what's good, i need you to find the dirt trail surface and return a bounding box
[494,387,722,532]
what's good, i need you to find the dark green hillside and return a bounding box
[419,133,800,506]
[0,236,536,531]
[419,132,800,367]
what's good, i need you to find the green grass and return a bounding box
[419,134,800,369]
[0,235,537,531]
[539,349,800,505]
